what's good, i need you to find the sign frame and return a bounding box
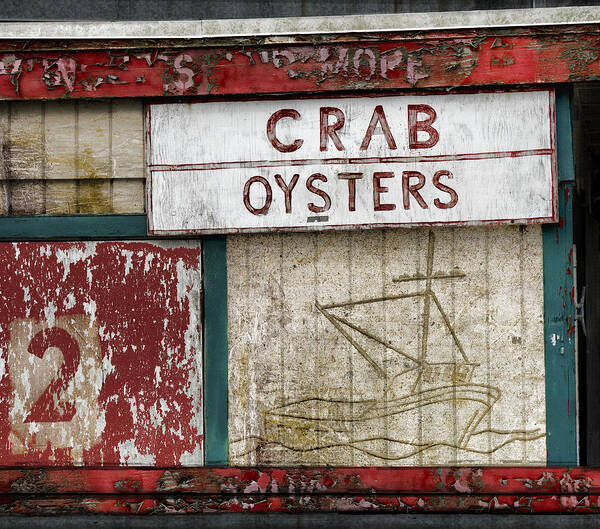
[145,87,558,236]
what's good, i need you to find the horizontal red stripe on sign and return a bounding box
[148,149,554,172]
[1,494,599,514]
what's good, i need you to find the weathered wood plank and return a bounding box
[45,101,77,214]
[112,179,145,213]
[0,101,146,215]
[6,102,45,214]
[148,90,557,235]
[0,28,600,100]
[0,466,596,495]
[112,101,144,180]
[77,101,112,213]
[112,100,145,213]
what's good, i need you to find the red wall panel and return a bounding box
[0,241,203,466]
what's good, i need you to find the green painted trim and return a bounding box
[203,237,228,466]
[0,214,147,240]
[556,87,575,183]
[544,86,577,465]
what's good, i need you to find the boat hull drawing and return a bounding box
[264,383,501,457]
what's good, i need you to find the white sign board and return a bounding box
[147,89,557,235]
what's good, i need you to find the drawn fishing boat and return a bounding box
[259,231,541,460]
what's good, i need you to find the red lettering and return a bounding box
[320,107,345,151]
[373,172,396,211]
[408,104,439,149]
[266,109,304,153]
[402,171,428,209]
[306,173,331,213]
[243,176,272,215]
[338,172,363,212]
[274,173,299,213]
[360,105,397,151]
[24,327,80,423]
[432,170,458,209]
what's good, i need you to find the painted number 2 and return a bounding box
[24,327,81,423]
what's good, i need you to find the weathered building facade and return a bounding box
[0,3,599,523]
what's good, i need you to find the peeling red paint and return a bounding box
[1,467,599,495]
[1,491,600,513]
[5,466,600,513]
[0,27,600,99]
[0,242,203,466]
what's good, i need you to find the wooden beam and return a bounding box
[0,213,147,240]
[544,87,578,465]
[0,467,600,513]
[203,237,229,466]
[1,25,600,100]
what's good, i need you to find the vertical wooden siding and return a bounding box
[228,226,547,467]
[0,101,145,216]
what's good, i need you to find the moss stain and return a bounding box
[1,134,113,215]
[76,146,112,214]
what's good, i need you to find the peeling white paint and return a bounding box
[143,252,154,273]
[169,424,185,441]
[83,299,97,325]
[121,249,134,276]
[117,438,156,466]
[154,365,162,388]
[54,243,97,281]
[178,444,203,466]
[174,252,204,457]
[22,287,31,317]
[149,402,160,425]
[63,293,76,310]
[43,302,57,327]
[176,258,196,304]
[127,397,138,425]
[159,398,170,415]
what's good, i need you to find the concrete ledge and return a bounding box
[0,6,600,39]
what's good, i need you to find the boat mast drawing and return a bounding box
[315,230,477,392]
